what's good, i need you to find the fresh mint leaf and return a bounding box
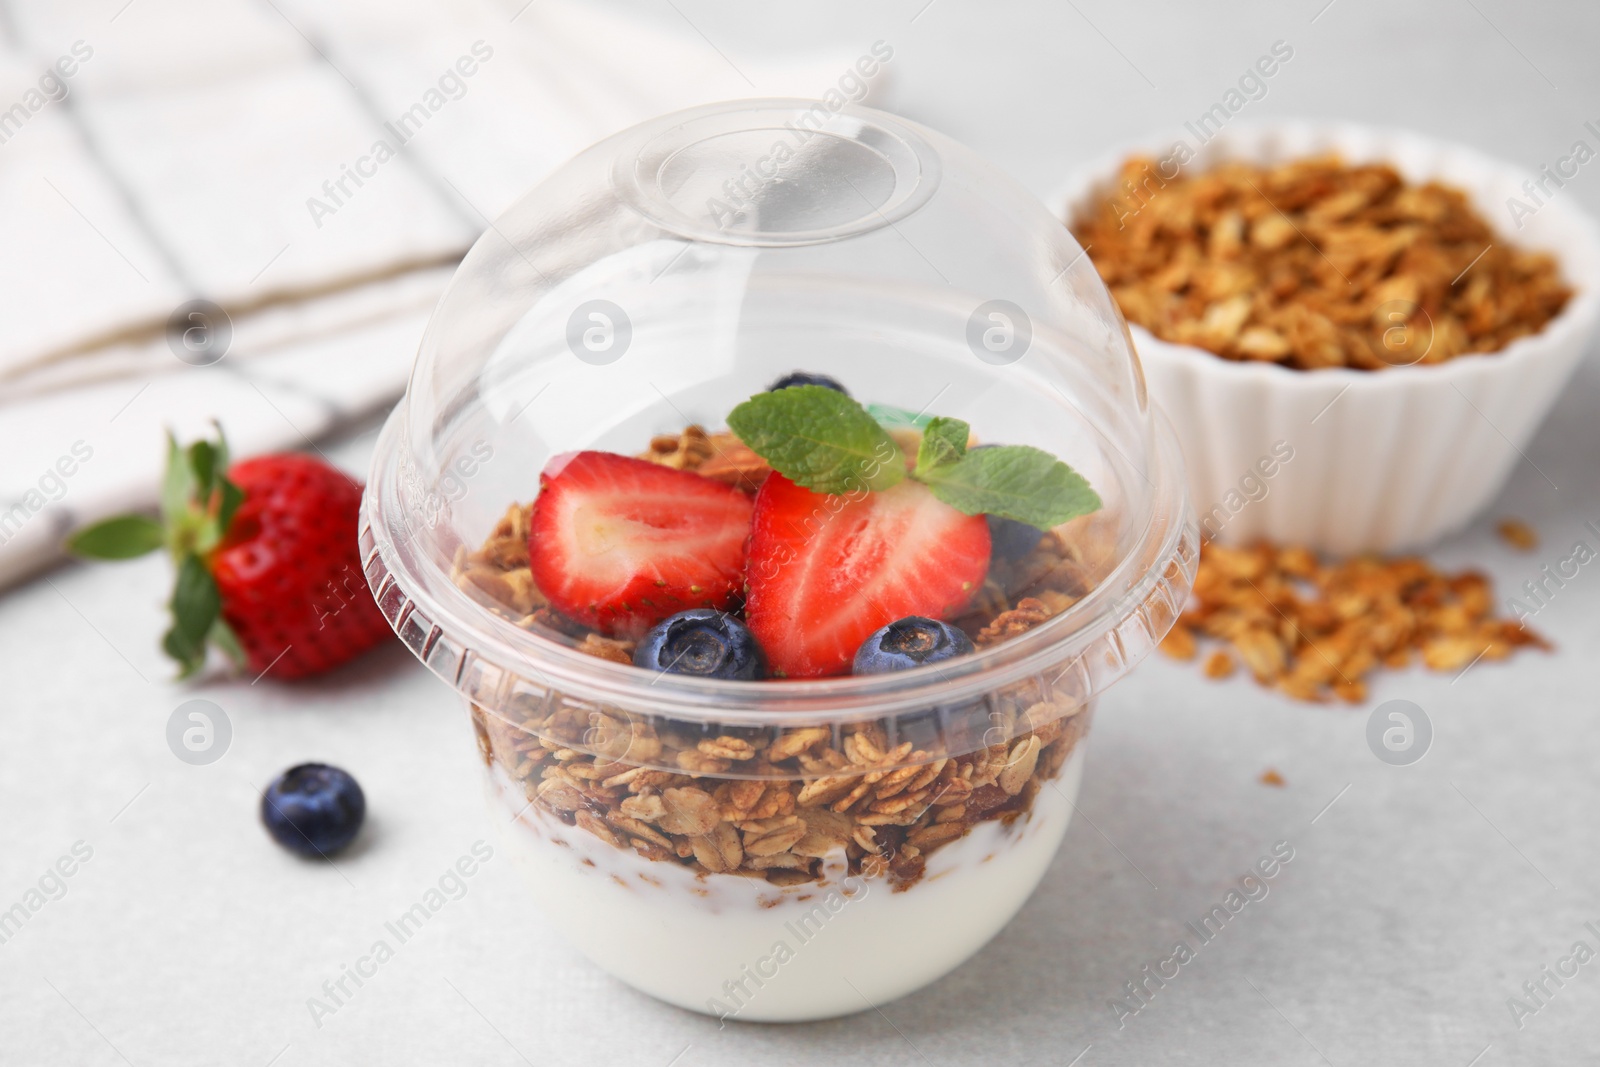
[865,403,932,430]
[67,515,166,560]
[915,416,969,475]
[728,385,904,495]
[917,444,1101,529]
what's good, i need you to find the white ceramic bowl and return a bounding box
[1051,120,1600,554]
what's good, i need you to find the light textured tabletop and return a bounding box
[5,2,1600,1065]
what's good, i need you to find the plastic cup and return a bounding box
[362,100,1195,1021]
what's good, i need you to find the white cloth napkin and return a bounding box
[0,0,890,588]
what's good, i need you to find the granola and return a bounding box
[1162,541,1549,702]
[450,423,1110,890]
[1073,156,1571,370]
[471,695,1089,891]
[1496,518,1539,551]
[641,425,771,492]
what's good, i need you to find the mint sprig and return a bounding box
[728,390,1102,530]
[865,402,933,431]
[726,385,905,495]
[913,423,1101,529]
[915,416,969,472]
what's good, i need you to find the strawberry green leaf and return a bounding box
[161,626,206,678]
[160,432,193,526]
[209,423,231,475]
[208,616,246,668]
[165,552,220,678]
[917,445,1101,530]
[67,423,249,679]
[188,439,217,498]
[190,520,223,555]
[191,473,242,555]
[215,476,245,536]
[727,385,904,495]
[915,416,969,475]
[67,515,166,560]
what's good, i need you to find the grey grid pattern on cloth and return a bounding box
[0,0,869,588]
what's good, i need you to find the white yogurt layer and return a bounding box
[489,745,1085,1022]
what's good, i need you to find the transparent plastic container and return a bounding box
[361,99,1196,1022]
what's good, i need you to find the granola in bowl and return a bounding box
[1073,154,1571,371]
[1052,121,1600,553]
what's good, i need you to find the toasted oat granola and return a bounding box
[1496,518,1539,551]
[471,694,1087,891]
[1161,541,1549,702]
[1073,156,1571,370]
[450,423,1110,890]
[641,425,772,492]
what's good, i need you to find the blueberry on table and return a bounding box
[261,763,366,857]
[634,609,767,680]
[853,616,975,675]
[767,372,848,395]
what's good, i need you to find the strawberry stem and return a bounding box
[68,422,246,680]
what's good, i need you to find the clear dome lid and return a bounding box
[361,99,1195,763]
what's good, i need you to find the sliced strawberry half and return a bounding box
[529,451,754,637]
[745,474,991,678]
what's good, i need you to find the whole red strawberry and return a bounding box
[68,426,392,680]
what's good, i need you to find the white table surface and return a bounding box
[5,2,1600,1064]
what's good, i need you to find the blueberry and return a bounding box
[970,446,1046,560]
[634,609,766,680]
[767,372,848,395]
[261,763,365,857]
[986,514,1046,560]
[853,616,975,675]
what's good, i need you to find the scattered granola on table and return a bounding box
[1202,649,1235,679]
[1162,541,1549,703]
[1496,518,1539,551]
[1072,155,1571,370]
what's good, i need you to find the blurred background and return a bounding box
[4,1,1599,1065]
[5,0,1599,579]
